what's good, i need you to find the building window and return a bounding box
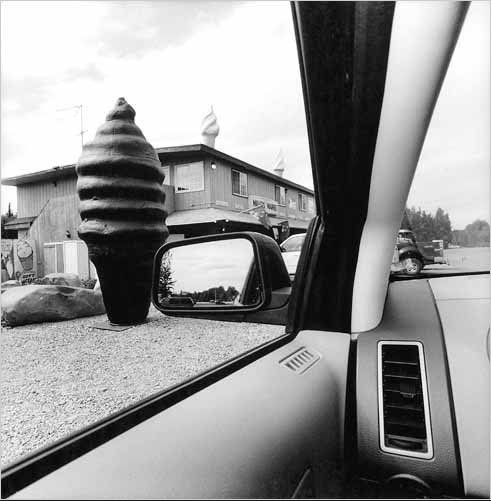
[288,198,297,210]
[274,185,286,206]
[162,165,171,185]
[298,193,308,211]
[175,162,204,193]
[232,170,248,197]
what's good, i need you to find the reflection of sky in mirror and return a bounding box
[165,239,254,294]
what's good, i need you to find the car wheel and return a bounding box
[401,257,423,275]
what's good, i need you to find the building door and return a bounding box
[63,241,79,275]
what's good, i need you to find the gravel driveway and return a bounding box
[1,306,283,467]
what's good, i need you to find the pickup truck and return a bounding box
[282,230,448,278]
[396,229,447,275]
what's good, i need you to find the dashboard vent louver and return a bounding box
[281,347,320,374]
[378,342,433,459]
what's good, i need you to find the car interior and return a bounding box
[2,2,489,499]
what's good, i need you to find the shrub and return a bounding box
[81,278,97,289]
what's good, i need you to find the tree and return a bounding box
[452,220,490,247]
[401,206,453,245]
[1,204,17,239]
[158,252,175,299]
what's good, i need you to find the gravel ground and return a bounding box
[1,306,283,467]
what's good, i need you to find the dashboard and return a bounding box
[356,274,489,498]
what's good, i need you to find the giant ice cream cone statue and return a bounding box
[200,106,219,148]
[76,98,168,325]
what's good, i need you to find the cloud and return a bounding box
[2,65,105,116]
[1,75,53,115]
[62,65,105,84]
[89,1,241,59]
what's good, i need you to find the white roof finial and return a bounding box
[200,106,219,148]
[273,148,285,177]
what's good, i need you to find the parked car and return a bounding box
[2,2,488,500]
[279,233,306,276]
[397,229,447,275]
[161,296,195,307]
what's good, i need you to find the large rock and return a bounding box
[1,280,21,289]
[41,273,83,288]
[1,285,105,326]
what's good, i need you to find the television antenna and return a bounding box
[56,104,88,150]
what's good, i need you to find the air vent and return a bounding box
[281,347,320,374]
[378,341,433,459]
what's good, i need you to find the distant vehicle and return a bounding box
[397,229,447,275]
[162,296,195,307]
[279,233,306,276]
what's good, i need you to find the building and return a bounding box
[2,144,315,279]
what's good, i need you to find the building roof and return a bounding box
[2,164,76,186]
[157,144,315,195]
[166,207,311,230]
[2,144,314,195]
[3,216,37,230]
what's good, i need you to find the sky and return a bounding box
[167,238,253,294]
[1,1,489,230]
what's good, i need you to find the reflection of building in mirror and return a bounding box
[157,239,260,307]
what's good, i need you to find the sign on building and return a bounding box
[248,195,286,217]
[1,239,38,282]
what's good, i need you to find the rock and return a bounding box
[42,273,83,288]
[2,280,21,289]
[1,285,105,327]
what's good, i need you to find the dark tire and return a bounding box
[401,256,423,275]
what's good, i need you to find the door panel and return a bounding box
[11,330,350,499]
[43,245,56,275]
[63,241,78,275]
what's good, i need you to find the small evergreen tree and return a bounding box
[158,252,175,298]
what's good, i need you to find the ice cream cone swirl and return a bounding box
[76,98,168,247]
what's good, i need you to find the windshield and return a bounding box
[392,2,490,277]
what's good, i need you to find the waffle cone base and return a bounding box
[91,254,156,325]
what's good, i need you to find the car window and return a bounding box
[1,2,314,467]
[392,2,489,277]
[281,234,305,252]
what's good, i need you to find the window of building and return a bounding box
[298,193,308,211]
[162,165,171,186]
[175,162,204,193]
[288,198,297,210]
[274,185,286,206]
[232,170,248,197]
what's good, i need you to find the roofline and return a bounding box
[2,144,314,195]
[156,144,315,195]
[2,164,76,186]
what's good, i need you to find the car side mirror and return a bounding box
[152,232,292,324]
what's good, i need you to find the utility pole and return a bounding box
[56,104,87,150]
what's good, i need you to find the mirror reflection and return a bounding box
[157,238,262,308]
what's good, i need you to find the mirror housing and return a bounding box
[152,232,291,323]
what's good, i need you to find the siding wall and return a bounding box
[28,194,82,276]
[17,177,77,217]
[207,159,315,222]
